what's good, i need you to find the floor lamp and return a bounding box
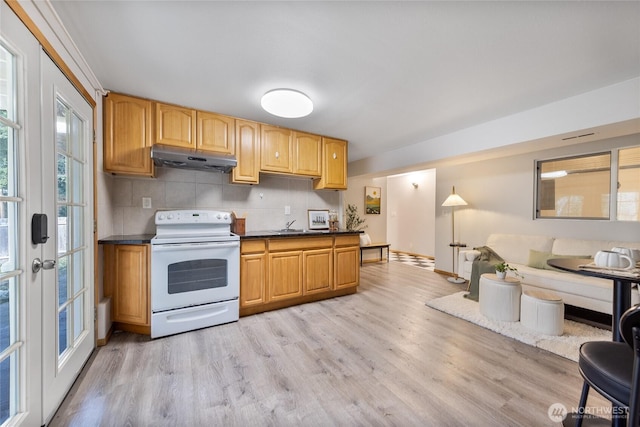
[442,186,467,284]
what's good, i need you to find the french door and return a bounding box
[40,51,94,423]
[1,3,94,425]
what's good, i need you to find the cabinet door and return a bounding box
[103,93,154,176]
[261,125,292,173]
[155,102,197,148]
[231,119,260,184]
[334,246,359,289]
[314,138,348,190]
[303,248,333,295]
[293,131,322,176]
[268,250,303,301]
[240,253,266,308]
[197,111,235,154]
[105,244,150,326]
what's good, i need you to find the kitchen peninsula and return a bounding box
[239,230,362,316]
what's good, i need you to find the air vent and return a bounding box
[561,132,595,141]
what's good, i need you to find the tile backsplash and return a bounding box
[101,166,341,236]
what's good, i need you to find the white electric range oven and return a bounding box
[150,209,239,338]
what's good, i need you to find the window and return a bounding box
[536,147,639,221]
[536,152,611,219]
[618,146,640,221]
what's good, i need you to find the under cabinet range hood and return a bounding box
[151,144,237,173]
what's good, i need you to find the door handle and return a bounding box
[32,258,56,273]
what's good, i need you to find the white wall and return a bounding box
[342,176,386,262]
[435,133,640,273]
[101,170,341,235]
[386,170,436,257]
[343,176,386,240]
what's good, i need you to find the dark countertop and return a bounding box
[240,229,363,239]
[97,231,362,244]
[98,234,155,244]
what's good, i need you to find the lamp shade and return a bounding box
[442,186,467,207]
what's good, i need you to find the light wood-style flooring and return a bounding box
[50,261,609,426]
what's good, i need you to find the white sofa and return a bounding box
[458,233,640,315]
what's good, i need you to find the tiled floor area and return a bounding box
[389,251,435,271]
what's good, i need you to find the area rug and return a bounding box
[425,291,611,362]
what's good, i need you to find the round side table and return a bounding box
[479,273,522,322]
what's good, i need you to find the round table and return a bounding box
[547,257,639,343]
[479,273,522,321]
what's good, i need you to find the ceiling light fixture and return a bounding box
[261,89,313,118]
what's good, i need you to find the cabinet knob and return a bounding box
[332,152,337,160]
[275,151,280,159]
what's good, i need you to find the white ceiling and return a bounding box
[50,1,640,163]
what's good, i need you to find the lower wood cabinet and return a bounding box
[240,251,267,308]
[268,250,303,301]
[334,235,360,289]
[303,248,333,294]
[240,234,359,316]
[103,244,150,335]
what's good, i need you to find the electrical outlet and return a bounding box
[142,197,152,209]
[284,205,291,215]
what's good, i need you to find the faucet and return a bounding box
[285,220,296,230]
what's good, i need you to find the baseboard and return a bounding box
[97,325,113,346]
[434,268,455,277]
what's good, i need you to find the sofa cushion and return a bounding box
[359,233,372,246]
[486,234,555,265]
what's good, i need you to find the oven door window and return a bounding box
[168,259,227,294]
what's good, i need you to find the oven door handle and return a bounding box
[152,241,239,252]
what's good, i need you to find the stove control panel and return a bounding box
[155,210,231,225]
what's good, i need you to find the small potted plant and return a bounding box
[345,203,367,231]
[494,261,522,280]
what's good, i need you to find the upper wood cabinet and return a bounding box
[103,93,154,176]
[314,137,348,190]
[231,119,261,184]
[293,131,322,177]
[196,111,235,155]
[155,102,197,149]
[104,93,348,187]
[261,125,292,173]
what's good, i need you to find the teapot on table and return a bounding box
[594,250,634,270]
[611,247,640,266]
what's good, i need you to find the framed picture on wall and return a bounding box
[308,209,330,229]
[365,186,381,214]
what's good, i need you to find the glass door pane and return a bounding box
[55,99,88,361]
[0,42,22,425]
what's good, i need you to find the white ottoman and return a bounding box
[479,273,522,322]
[520,290,564,336]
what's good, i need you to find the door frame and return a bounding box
[4,0,99,346]
[3,1,100,424]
